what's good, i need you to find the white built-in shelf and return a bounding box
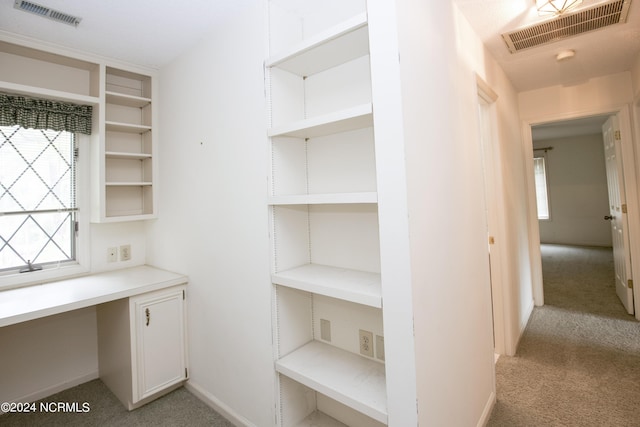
[0,80,99,105]
[273,264,381,308]
[105,151,152,160]
[294,411,347,427]
[105,91,151,108]
[269,192,377,205]
[268,103,373,139]
[106,121,152,134]
[276,340,387,424]
[106,182,153,187]
[267,13,369,77]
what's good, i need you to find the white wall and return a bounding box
[453,3,535,356]
[375,1,534,424]
[534,134,612,247]
[145,1,274,425]
[519,72,634,119]
[478,37,536,355]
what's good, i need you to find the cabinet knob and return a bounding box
[145,308,150,326]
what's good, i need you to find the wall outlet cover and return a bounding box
[320,319,331,342]
[359,329,373,357]
[120,244,131,261]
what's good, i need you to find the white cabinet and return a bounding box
[97,285,188,410]
[266,2,386,426]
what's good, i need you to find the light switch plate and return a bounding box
[107,247,117,263]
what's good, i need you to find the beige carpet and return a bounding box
[488,244,640,426]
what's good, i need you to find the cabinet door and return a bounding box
[133,287,187,401]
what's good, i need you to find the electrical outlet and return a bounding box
[376,335,385,361]
[359,329,374,357]
[320,319,331,342]
[107,247,117,263]
[120,244,131,261]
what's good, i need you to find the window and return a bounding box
[0,125,78,273]
[533,155,550,220]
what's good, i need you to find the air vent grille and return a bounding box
[502,0,631,53]
[13,0,82,27]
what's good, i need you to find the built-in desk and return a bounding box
[0,266,189,410]
[0,266,187,327]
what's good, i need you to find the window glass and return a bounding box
[533,156,550,220]
[0,125,77,272]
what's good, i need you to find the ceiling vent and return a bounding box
[13,0,82,27]
[502,0,631,53]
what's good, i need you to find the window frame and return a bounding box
[0,131,90,290]
[533,152,552,221]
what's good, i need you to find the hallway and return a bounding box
[488,244,640,426]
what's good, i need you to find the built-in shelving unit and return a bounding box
[0,37,158,223]
[266,2,386,426]
[101,67,156,221]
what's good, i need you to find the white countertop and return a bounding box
[0,265,188,327]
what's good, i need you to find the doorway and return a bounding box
[526,108,640,320]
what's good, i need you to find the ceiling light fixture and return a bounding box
[536,0,583,16]
[556,49,576,61]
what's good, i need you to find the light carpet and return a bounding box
[488,244,640,426]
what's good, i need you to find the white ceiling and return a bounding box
[454,0,640,92]
[0,0,637,136]
[0,0,255,69]
[1,0,637,90]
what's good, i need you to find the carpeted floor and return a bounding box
[3,244,639,426]
[0,380,234,427]
[488,244,640,426]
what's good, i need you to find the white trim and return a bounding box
[633,94,640,319]
[185,380,256,427]
[476,391,496,427]
[616,107,640,318]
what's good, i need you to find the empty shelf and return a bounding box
[276,340,387,424]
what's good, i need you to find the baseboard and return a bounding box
[477,391,496,427]
[516,299,535,349]
[7,371,98,406]
[185,380,255,427]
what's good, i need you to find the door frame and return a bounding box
[522,104,640,320]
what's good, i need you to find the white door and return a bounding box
[134,287,187,401]
[602,116,634,314]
